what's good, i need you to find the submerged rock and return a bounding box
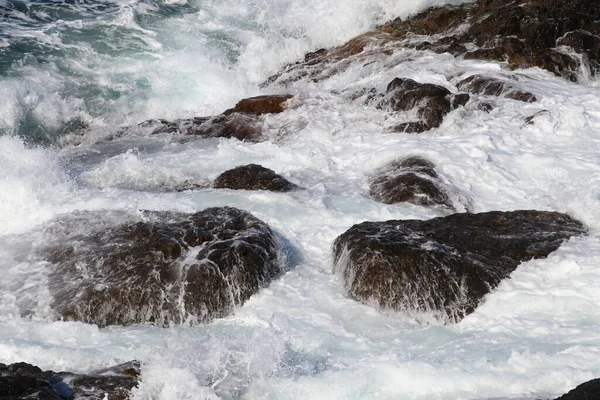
[0,361,139,400]
[44,207,286,327]
[333,210,585,322]
[214,164,299,192]
[381,78,452,132]
[555,378,600,400]
[369,156,452,208]
[457,75,537,102]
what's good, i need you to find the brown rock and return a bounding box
[333,210,586,323]
[369,156,452,208]
[382,78,452,132]
[213,164,299,192]
[43,207,286,327]
[223,94,293,116]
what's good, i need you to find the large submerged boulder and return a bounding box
[369,156,453,208]
[44,207,286,327]
[0,361,139,400]
[333,210,586,322]
[214,164,299,192]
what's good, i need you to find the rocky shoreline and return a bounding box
[4,0,600,398]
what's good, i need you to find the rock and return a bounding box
[268,0,600,87]
[141,113,262,142]
[555,378,600,400]
[214,164,299,192]
[382,78,452,132]
[333,210,586,322]
[369,156,452,208]
[223,94,293,116]
[450,93,470,108]
[134,94,293,142]
[43,207,286,327]
[557,30,600,72]
[457,75,537,102]
[63,361,140,400]
[0,361,139,400]
[0,362,62,399]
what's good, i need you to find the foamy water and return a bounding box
[1,0,600,398]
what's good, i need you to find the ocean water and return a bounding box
[1,0,600,399]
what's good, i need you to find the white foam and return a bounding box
[2,0,600,398]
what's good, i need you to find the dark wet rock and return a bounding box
[132,95,294,143]
[0,361,139,400]
[557,30,600,72]
[267,0,600,87]
[140,113,262,142]
[382,78,452,132]
[62,362,140,400]
[214,164,299,192]
[0,362,62,399]
[457,75,537,102]
[223,94,293,116]
[43,207,286,327]
[369,156,452,208]
[333,210,586,322]
[555,378,600,400]
[450,93,470,109]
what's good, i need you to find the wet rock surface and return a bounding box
[223,94,293,115]
[555,378,600,400]
[44,207,286,327]
[214,164,299,192]
[0,361,139,400]
[389,0,600,80]
[381,78,452,133]
[369,156,452,208]
[143,94,293,141]
[457,75,537,102]
[267,0,600,86]
[333,210,586,322]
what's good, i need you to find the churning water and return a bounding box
[1,0,600,398]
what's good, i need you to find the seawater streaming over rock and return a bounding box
[268,0,600,86]
[369,156,453,208]
[333,211,586,322]
[43,207,287,327]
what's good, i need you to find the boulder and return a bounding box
[369,156,452,208]
[382,78,452,132]
[457,75,537,102]
[333,210,586,322]
[213,164,299,192]
[555,378,600,400]
[134,94,294,142]
[44,207,286,327]
[223,94,293,115]
[0,361,139,400]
